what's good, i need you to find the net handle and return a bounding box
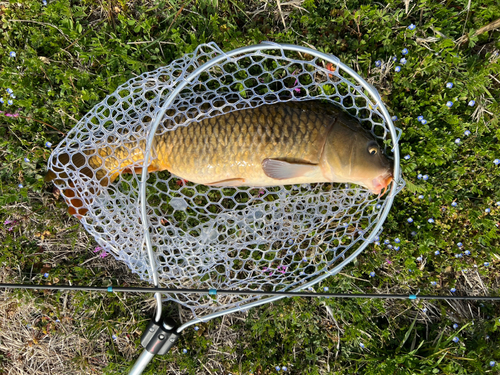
[139,43,402,323]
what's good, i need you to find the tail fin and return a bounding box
[45,152,115,220]
[46,140,163,219]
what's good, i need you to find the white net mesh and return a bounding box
[47,43,404,318]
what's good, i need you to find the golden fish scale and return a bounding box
[155,103,334,184]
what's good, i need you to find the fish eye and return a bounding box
[368,146,378,155]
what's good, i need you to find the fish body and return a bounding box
[47,101,393,218]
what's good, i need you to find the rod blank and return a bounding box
[1,283,499,301]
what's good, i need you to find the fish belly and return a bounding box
[155,102,337,186]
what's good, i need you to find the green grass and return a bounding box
[1,0,500,374]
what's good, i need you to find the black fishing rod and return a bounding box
[1,282,499,301]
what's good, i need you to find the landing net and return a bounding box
[47,43,404,318]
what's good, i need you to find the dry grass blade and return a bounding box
[0,290,107,374]
[457,17,500,45]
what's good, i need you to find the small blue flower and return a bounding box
[486,335,489,339]
[417,174,422,179]
[485,208,491,213]
[112,334,117,340]
[421,119,427,124]
[417,115,424,121]
[392,56,397,61]
[451,202,458,207]
[376,204,382,209]
[422,308,427,313]
[10,94,15,99]
[276,366,281,371]
[494,159,500,165]
[374,241,380,246]
[455,138,461,144]
[484,262,490,267]
[428,218,434,223]
[45,141,52,148]
[402,48,409,55]
[9,51,16,58]
[182,349,188,354]
[411,231,417,236]
[374,236,380,241]
[394,246,400,251]
[282,367,288,371]
[453,323,459,329]
[404,154,410,160]
[43,0,47,5]
[418,195,424,199]
[387,244,393,249]
[446,82,454,89]
[384,239,390,244]
[394,238,400,243]
[392,115,398,121]
[395,66,401,72]
[7,100,13,105]
[24,157,30,162]
[400,58,407,65]
[435,250,440,255]
[0,98,3,104]
[490,361,496,367]
[497,202,500,206]
[360,342,365,348]
[468,100,475,107]
[370,271,375,277]
[446,101,453,107]
[407,218,413,223]
[323,287,329,292]
[302,257,307,262]
[18,184,23,188]
[375,60,382,67]
[6,88,13,94]
[431,281,437,286]
[464,130,471,136]
[451,288,456,293]
[452,336,459,343]
[416,256,422,262]
[455,253,463,258]
[408,24,416,30]
[464,250,471,256]
[423,175,429,181]
[194,326,199,331]
[56,318,60,322]
[457,242,463,247]
[43,272,49,278]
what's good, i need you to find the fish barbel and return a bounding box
[46,101,393,218]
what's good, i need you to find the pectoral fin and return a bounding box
[206,178,246,187]
[262,158,320,180]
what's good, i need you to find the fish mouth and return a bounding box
[371,171,394,196]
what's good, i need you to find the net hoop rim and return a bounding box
[138,42,402,324]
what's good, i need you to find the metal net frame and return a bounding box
[47,42,404,324]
